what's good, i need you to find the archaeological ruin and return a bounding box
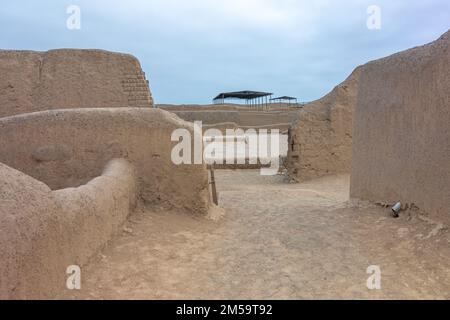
[0,49,210,299]
[0,30,449,299]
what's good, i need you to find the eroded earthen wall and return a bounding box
[0,49,153,118]
[0,159,137,299]
[286,68,361,181]
[0,108,210,214]
[172,110,298,125]
[350,31,450,219]
[0,50,212,299]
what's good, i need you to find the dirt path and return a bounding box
[61,170,450,299]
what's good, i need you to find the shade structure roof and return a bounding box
[213,90,273,101]
[270,96,297,101]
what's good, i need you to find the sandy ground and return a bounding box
[60,170,450,299]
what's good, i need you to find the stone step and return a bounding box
[126,90,150,94]
[129,102,151,107]
[128,97,151,101]
[121,79,146,84]
[122,82,148,86]
[128,100,151,104]
[122,75,146,80]
[127,90,150,95]
[128,101,151,106]
[124,90,150,97]
[121,75,146,79]
[130,104,151,108]
[122,75,145,78]
[124,90,149,95]
[122,85,149,91]
[128,94,151,99]
[122,73,145,78]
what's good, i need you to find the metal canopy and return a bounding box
[270,95,298,107]
[270,96,297,101]
[213,90,273,110]
[212,91,300,109]
[213,90,273,101]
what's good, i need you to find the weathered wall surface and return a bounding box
[350,30,450,219]
[172,109,299,129]
[0,108,210,214]
[0,49,213,299]
[0,159,137,299]
[202,122,291,133]
[159,103,300,112]
[175,110,241,124]
[0,49,153,118]
[286,68,361,181]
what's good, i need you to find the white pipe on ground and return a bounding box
[391,202,401,217]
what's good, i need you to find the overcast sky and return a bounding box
[0,0,449,104]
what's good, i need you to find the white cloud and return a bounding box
[1,0,448,103]
[87,0,325,30]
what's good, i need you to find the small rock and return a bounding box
[397,227,409,238]
[123,227,133,234]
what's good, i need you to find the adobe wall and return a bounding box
[172,109,299,129]
[0,49,153,118]
[350,30,450,219]
[202,122,291,133]
[159,103,300,112]
[175,110,241,124]
[286,68,361,181]
[0,158,137,299]
[0,108,210,214]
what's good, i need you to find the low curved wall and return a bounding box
[0,107,210,214]
[0,159,137,299]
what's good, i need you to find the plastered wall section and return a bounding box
[350,31,450,219]
[0,108,210,214]
[286,68,361,181]
[0,49,153,118]
[0,159,137,299]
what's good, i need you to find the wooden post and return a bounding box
[210,166,218,205]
